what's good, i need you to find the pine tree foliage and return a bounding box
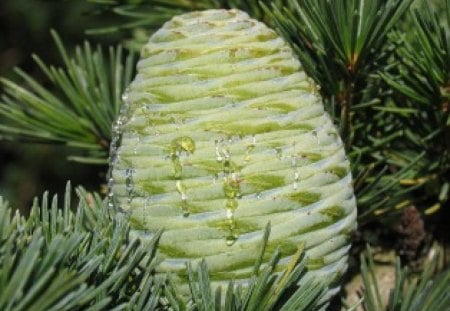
[379,0,450,215]
[1,186,446,310]
[172,231,328,311]
[86,0,267,36]
[0,31,136,164]
[0,185,332,310]
[357,246,450,311]
[0,183,164,310]
[260,0,420,224]
[261,0,449,222]
[263,0,412,132]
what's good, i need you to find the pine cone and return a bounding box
[109,9,357,302]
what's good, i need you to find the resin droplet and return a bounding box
[244,135,256,162]
[225,235,237,246]
[171,153,182,179]
[169,136,196,179]
[125,167,135,203]
[223,173,241,246]
[170,136,196,155]
[107,177,114,197]
[215,138,231,168]
[223,174,242,199]
[226,234,238,246]
[134,134,141,155]
[225,198,238,246]
[275,146,283,160]
[121,90,129,102]
[176,180,189,217]
[223,148,231,175]
[215,139,224,162]
[294,169,300,190]
[291,154,298,167]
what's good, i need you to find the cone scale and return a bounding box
[109,9,356,300]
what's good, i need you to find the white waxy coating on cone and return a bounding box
[110,9,356,299]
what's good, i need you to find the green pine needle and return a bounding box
[377,0,450,214]
[263,0,413,144]
[0,31,136,164]
[0,183,162,310]
[178,226,328,311]
[85,0,268,39]
[358,245,450,311]
[0,185,331,310]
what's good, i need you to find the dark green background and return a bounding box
[0,0,122,213]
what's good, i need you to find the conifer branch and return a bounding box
[0,31,136,164]
[263,0,413,146]
[0,185,330,310]
[0,183,163,310]
[378,0,450,214]
[357,245,450,311]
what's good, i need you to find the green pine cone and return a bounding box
[110,9,356,300]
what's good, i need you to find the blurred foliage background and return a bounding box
[0,0,118,213]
